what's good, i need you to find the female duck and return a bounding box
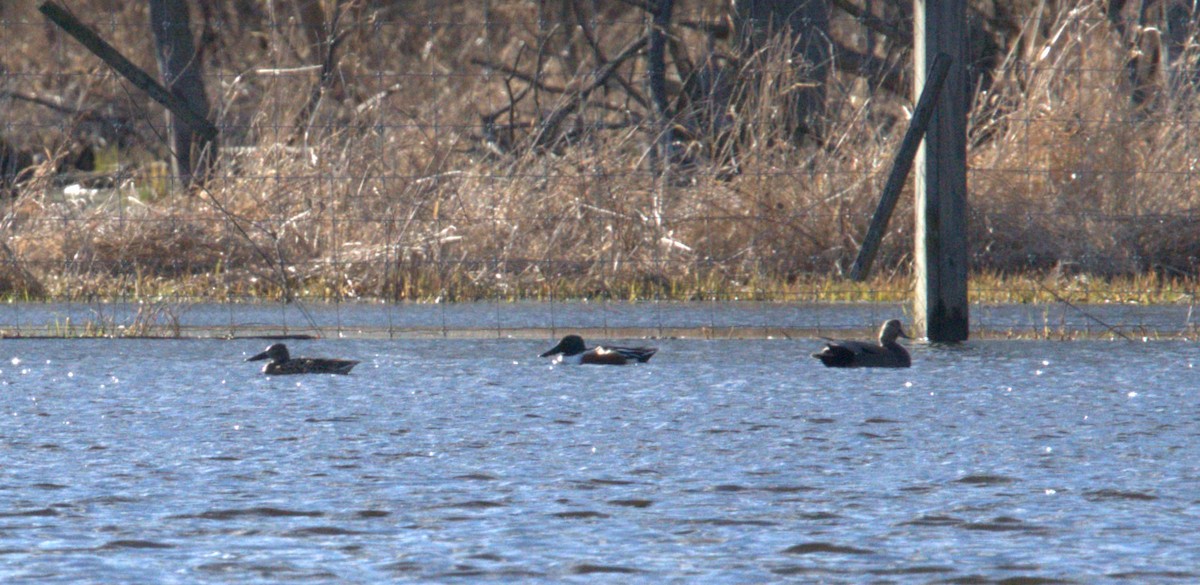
[246,343,360,375]
[540,335,657,365]
[811,319,911,368]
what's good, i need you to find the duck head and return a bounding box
[540,335,586,358]
[879,320,910,344]
[247,343,290,364]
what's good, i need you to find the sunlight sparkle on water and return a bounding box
[1,335,1197,583]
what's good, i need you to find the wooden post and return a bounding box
[913,0,968,342]
[849,52,951,282]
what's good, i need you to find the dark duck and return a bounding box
[811,319,912,368]
[540,335,657,365]
[246,343,360,375]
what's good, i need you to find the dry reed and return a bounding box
[1,1,1197,302]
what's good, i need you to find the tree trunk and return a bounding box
[149,0,212,186]
[733,0,831,142]
[1106,0,1198,113]
[646,0,676,172]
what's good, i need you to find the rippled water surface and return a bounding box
[3,334,1199,583]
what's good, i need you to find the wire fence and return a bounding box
[1,1,1199,337]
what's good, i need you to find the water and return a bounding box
[2,331,1199,582]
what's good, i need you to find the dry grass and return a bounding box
[969,2,1200,276]
[1,1,1198,303]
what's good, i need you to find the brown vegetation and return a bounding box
[1,1,1198,302]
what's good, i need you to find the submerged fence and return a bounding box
[1,1,1199,336]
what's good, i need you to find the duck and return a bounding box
[246,343,360,375]
[811,319,912,368]
[540,335,657,365]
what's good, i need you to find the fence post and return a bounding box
[913,0,968,342]
[849,52,950,282]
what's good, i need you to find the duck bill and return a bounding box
[540,342,565,358]
[246,350,270,362]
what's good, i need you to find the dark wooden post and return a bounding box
[913,0,968,342]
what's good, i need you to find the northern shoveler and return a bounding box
[540,335,657,365]
[246,343,360,375]
[811,319,912,368]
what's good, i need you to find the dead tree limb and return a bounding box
[571,0,650,110]
[531,34,648,149]
[830,0,911,45]
[38,2,218,143]
[289,0,348,144]
[471,58,569,95]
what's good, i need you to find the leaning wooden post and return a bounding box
[913,0,968,342]
[849,53,951,282]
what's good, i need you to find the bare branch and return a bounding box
[532,34,649,148]
[830,0,912,45]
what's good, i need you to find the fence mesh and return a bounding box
[1,1,1198,336]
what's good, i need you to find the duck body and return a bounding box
[811,319,912,368]
[540,335,657,365]
[246,343,360,375]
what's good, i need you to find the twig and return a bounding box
[471,58,568,94]
[290,0,349,144]
[533,34,648,148]
[0,90,77,115]
[1034,279,1134,341]
[255,65,323,75]
[571,1,650,109]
